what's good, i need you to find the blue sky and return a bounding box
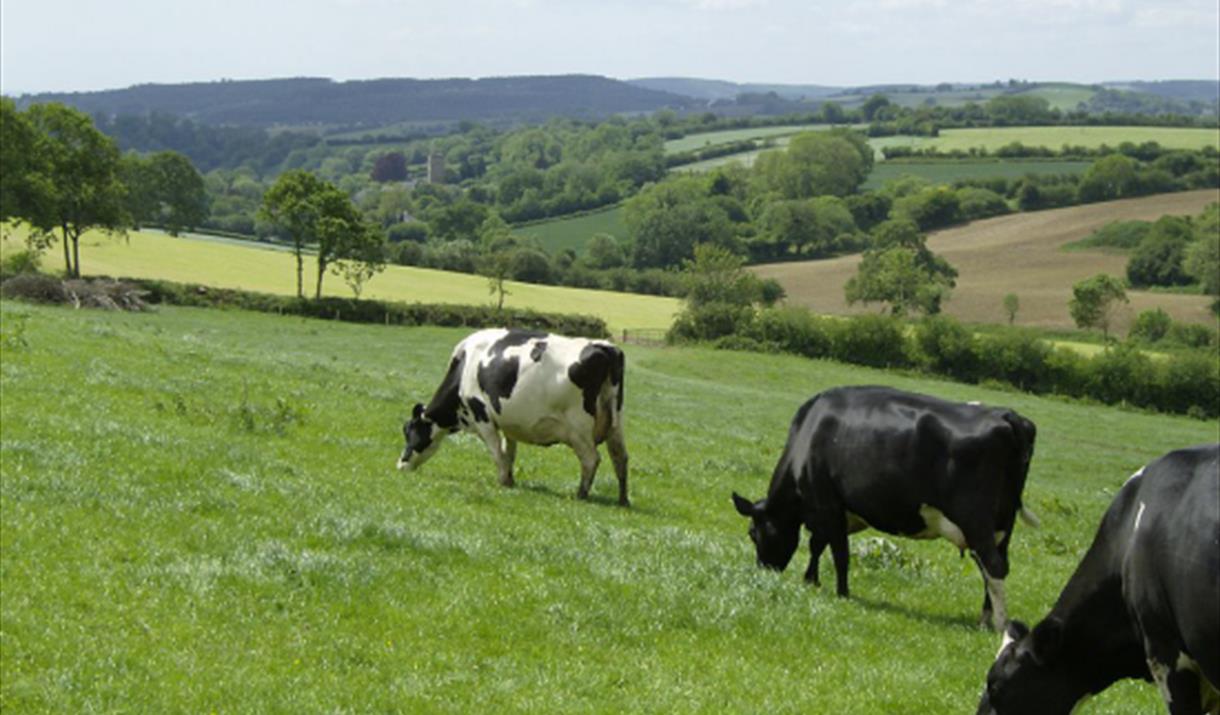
[2,0,1217,94]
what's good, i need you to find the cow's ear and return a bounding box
[732,492,756,517]
[998,620,1029,657]
[1029,617,1063,664]
[412,403,425,420]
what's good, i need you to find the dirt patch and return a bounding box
[752,190,1220,331]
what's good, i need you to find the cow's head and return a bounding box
[398,403,447,471]
[978,619,1087,715]
[732,492,801,571]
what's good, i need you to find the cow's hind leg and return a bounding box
[502,437,518,486]
[968,544,1008,631]
[606,423,629,507]
[572,439,600,500]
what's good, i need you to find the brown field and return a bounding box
[752,190,1220,332]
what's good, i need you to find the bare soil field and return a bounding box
[752,189,1220,331]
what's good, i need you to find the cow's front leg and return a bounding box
[475,425,514,487]
[502,437,517,486]
[804,534,828,586]
[606,425,629,507]
[969,548,1008,631]
[571,439,600,500]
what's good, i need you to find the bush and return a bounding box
[1086,344,1155,407]
[667,302,755,343]
[956,187,1010,222]
[830,315,909,368]
[747,306,833,359]
[1155,351,1220,417]
[913,315,978,380]
[0,249,43,278]
[1128,308,1173,343]
[975,329,1051,392]
[1166,322,1217,350]
[1127,234,1191,287]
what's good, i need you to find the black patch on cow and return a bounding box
[477,330,543,414]
[567,343,622,417]
[466,396,490,423]
[424,354,464,429]
[530,340,547,362]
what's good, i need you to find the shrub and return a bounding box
[956,187,1010,222]
[667,303,755,343]
[747,306,833,359]
[829,315,909,368]
[1166,322,1217,350]
[913,315,978,381]
[0,249,42,278]
[1086,344,1155,407]
[1155,351,1220,417]
[1127,234,1191,287]
[975,329,1051,392]
[1128,308,1172,343]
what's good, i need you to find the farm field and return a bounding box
[861,159,1092,190]
[0,228,679,335]
[4,301,1213,712]
[514,206,628,256]
[752,189,1220,330]
[875,125,1220,154]
[663,123,860,153]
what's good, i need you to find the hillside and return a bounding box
[629,77,840,101]
[751,190,1220,330]
[16,75,696,128]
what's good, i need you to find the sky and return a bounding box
[2,0,1217,95]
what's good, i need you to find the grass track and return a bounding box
[0,228,679,334]
[3,301,1211,711]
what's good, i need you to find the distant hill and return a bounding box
[629,77,841,102]
[1102,80,1219,104]
[15,75,696,128]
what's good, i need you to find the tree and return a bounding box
[668,243,765,342]
[845,246,956,316]
[1068,274,1129,341]
[20,103,129,278]
[122,151,208,235]
[0,98,47,226]
[624,177,737,269]
[1185,204,1220,314]
[584,233,625,269]
[479,248,514,311]
[1077,154,1141,203]
[334,223,387,298]
[752,130,873,200]
[1003,293,1020,325]
[260,169,329,298]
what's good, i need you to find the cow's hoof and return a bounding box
[576,489,590,500]
[618,497,631,508]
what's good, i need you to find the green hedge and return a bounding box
[126,278,609,338]
[687,307,1219,418]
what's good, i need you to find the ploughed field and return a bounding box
[3,301,1212,712]
[753,189,1220,331]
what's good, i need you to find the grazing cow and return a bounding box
[732,385,1038,631]
[397,328,629,505]
[978,444,1220,715]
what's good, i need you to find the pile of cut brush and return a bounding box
[0,273,150,312]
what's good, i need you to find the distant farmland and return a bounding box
[664,124,845,153]
[514,206,628,256]
[751,189,1220,331]
[877,125,1220,154]
[862,160,1092,190]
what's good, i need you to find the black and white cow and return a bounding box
[978,444,1219,715]
[398,328,630,505]
[732,385,1038,631]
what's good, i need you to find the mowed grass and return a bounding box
[862,160,1092,190]
[0,228,679,334]
[514,206,628,256]
[3,301,1212,712]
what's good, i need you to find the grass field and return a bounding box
[753,189,1220,331]
[5,301,1213,712]
[875,125,1220,154]
[861,160,1092,190]
[514,206,628,256]
[0,228,679,335]
[664,124,849,154]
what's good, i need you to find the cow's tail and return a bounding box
[1019,506,1041,529]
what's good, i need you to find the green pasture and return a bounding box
[3,301,1205,712]
[862,159,1092,190]
[1014,84,1096,111]
[664,124,843,154]
[878,125,1220,154]
[0,228,679,334]
[513,206,628,256]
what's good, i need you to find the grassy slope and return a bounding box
[862,160,1092,190]
[879,126,1220,154]
[514,206,628,256]
[5,302,1212,712]
[0,228,678,334]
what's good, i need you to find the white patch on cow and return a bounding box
[1124,466,1146,486]
[967,400,982,406]
[996,628,1017,659]
[916,505,967,549]
[1134,501,1147,532]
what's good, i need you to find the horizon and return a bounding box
[2,0,1217,96]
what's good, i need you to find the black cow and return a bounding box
[732,386,1038,631]
[978,444,1220,715]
